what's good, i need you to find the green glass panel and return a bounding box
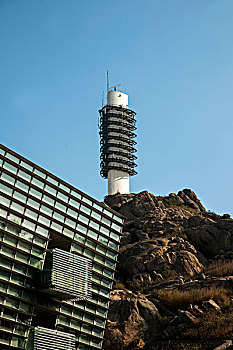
[0,194,10,207]
[57,191,68,202]
[15,180,29,192]
[27,198,40,210]
[20,160,33,171]
[18,169,31,181]
[3,161,17,174]
[34,168,46,178]
[32,177,44,189]
[0,183,13,196]
[29,187,42,199]
[47,176,58,186]
[1,172,15,184]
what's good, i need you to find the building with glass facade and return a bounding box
[0,144,124,350]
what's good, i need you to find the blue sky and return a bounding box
[1,0,233,215]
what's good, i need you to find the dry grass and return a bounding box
[156,287,230,311]
[183,308,233,340]
[206,260,233,277]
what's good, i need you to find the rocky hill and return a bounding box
[103,190,233,350]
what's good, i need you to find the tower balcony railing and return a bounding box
[100,104,136,116]
[100,164,137,177]
[39,248,92,301]
[104,157,137,169]
[100,142,137,154]
[99,110,136,124]
[100,134,137,146]
[100,149,137,161]
[99,127,136,139]
[100,117,136,131]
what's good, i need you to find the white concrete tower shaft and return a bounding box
[99,88,137,195]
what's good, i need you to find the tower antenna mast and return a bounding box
[107,70,109,95]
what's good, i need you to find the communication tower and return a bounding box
[99,84,137,195]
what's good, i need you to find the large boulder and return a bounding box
[103,289,161,349]
[119,237,208,280]
[186,216,233,257]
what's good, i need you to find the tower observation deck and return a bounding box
[99,88,137,195]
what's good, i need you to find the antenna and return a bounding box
[107,70,109,93]
[109,84,122,91]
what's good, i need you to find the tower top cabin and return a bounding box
[99,86,137,195]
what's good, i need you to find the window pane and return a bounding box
[40,205,52,216]
[59,183,70,193]
[69,198,80,209]
[101,217,111,226]
[57,191,68,202]
[1,172,15,185]
[22,219,35,231]
[67,207,78,219]
[0,194,10,207]
[63,227,73,238]
[89,220,99,230]
[34,168,46,179]
[8,213,21,225]
[87,230,98,240]
[65,217,76,228]
[99,235,108,245]
[20,160,33,172]
[29,187,42,199]
[15,180,29,192]
[11,202,24,213]
[25,209,38,220]
[71,190,81,199]
[31,177,44,189]
[18,169,31,181]
[55,201,66,212]
[53,211,64,222]
[38,215,50,226]
[78,214,89,225]
[0,183,13,196]
[19,230,33,241]
[80,205,91,215]
[45,184,56,196]
[51,221,62,232]
[82,197,92,206]
[86,240,96,249]
[27,198,40,210]
[47,176,58,186]
[110,232,120,241]
[3,161,17,174]
[35,225,49,237]
[13,191,27,203]
[91,210,101,221]
[112,222,122,232]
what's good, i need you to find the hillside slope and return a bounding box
[103,190,233,350]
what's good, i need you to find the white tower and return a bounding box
[99,86,137,195]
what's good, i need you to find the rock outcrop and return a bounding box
[119,237,207,280]
[103,189,233,349]
[104,289,161,350]
[105,189,233,259]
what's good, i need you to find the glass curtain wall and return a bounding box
[0,144,124,350]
